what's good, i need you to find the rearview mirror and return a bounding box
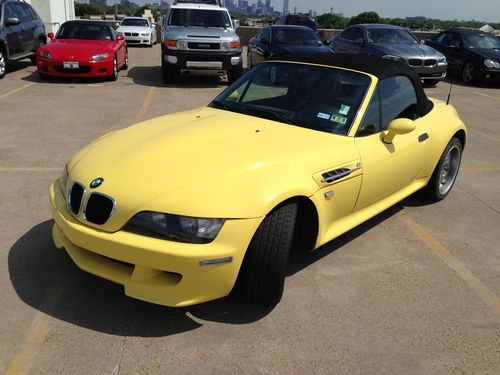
[383,118,416,144]
[6,17,19,26]
[47,32,55,40]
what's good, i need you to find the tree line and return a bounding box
[74,3,162,20]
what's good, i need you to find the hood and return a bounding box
[373,43,443,58]
[117,25,151,33]
[468,47,500,61]
[165,26,237,39]
[274,44,332,55]
[43,39,114,60]
[68,107,357,229]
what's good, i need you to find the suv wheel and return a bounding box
[227,62,243,84]
[0,48,6,79]
[162,57,176,83]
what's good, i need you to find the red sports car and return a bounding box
[36,21,128,81]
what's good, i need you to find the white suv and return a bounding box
[161,0,242,83]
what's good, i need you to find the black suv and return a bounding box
[0,0,46,79]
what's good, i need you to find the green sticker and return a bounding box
[339,104,350,115]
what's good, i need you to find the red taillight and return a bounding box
[164,39,177,47]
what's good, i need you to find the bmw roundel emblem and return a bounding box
[89,177,104,189]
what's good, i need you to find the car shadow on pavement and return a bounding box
[5,60,33,75]
[9,195,427,337]
[21,70,116,85]
[126,66,228,88]
[8,220,272,337]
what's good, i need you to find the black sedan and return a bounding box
[247,25,332,69]
[425,28,500,84]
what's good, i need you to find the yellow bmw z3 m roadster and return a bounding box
[50,54,466,307]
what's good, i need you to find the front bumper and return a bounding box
[162,46,242,71]
[124,35,151,45]
[411,64,448,81]
[37,57,113,78]
[478,67,500,82]
[49,181,262,307]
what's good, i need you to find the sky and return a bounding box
[119,0,500,23]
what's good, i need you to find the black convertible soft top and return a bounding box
[271,53,433,116]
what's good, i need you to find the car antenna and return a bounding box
[446,83,453,105]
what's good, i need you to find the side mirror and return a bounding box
[47,32,55,40]
[6,17,20,26]
[383,118,416,144]
[117,33,124,41]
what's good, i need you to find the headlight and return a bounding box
[484,59,500,69]
[90,52,109,62]
[221,41,230,51]
[141,32,150,36]
[124,211,225,244]
[39,50,53,59]
[176,40,187,50]
[60,165,68,197]
[438,56,447,64]
[382,55,404,63]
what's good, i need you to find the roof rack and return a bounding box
[173,0,223,6]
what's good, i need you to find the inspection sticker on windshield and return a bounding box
[331,114,347,124]
[316,112,332,120]
[339,104,350,115]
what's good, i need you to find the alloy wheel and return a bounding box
[438,144,461,195]
[0,50,5,78]
[462,62,474,83]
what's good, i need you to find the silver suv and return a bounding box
[161,0,242,83]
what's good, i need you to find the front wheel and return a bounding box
[31,39,45,65]
[462,62,475,84]
[423,79,440,86]
[0,48,6,79]
[423,137,462,202]
[108,56,118,81]
[122,49,128,70]
[239,203,297,306]
[227,63,243,84]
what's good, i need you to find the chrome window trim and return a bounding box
[82,191,117,227]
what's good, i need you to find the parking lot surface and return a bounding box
[0,46,499,375]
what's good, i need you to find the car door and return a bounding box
[332,27,365,54]
[3,2,23,57]
[251,27,271,66]
[353,76,432,211]
[428,32,463,73]
[109,26,125,65]
[12,3,33,54]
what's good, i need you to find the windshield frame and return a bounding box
[273,28,323,46]
[121,18,150,27]
[210,61,373,136]
[367,28,420,45]
[168,8,232,28]
[463,34,500,49]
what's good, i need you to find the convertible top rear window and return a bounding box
[211,62,371,135]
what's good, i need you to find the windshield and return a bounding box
[368,28,419,44]
[286,16,317,29]
[210,62,371,135]
[169,9,231,28]
[463,34,500,49]
[56,23,113,41]
[121,18,149,27]
[274,29,322,45]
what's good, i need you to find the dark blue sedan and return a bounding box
[247,25,333,69]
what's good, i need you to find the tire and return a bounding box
[227,63,243,84]
[423,79,439,86]
[162,58,176,83]
[30,39,45,66]
[108,56,118,81]
[240,203,297,306]
[423,137,462,202]
[122,49,128,70]
[0,48,6,79]
[461,62,475,84]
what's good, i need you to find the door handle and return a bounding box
[418,133,429,142]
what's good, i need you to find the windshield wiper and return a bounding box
[241,106,298,125]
